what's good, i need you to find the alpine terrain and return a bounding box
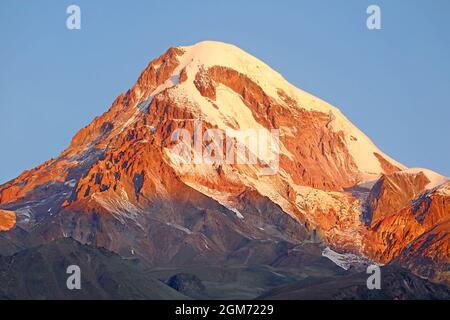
[0,41,448,299]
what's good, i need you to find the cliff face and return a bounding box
[366,171,431,226]
[366,181,450,284]
[0,210,15,232]
[0,41,448,286]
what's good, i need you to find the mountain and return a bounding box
[369,181,450,285]
[4,237,445,300]
[0,237,187,299]
[0,41,448,297]
[258,264,450,300]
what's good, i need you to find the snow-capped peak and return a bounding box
[153,40,406,180]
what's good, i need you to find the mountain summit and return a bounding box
[0,41,448,288]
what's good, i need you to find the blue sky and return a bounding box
[0,0,449,183]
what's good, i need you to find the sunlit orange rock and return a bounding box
[0,41,447,285]
[0,210,16,232]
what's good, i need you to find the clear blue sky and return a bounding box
[1,0,449,184]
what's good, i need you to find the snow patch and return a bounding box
[166,222,193,235]
[322,247,371,270]
[92,192,144,229]
[64,179,77,188]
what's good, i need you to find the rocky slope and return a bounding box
[0,210,15,232]
[0,238,187,299]
[367,180,450,285]
[258,264,450,300]
[0,41,448,295]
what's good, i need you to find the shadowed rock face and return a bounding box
[257,264,450,300]
[0,41,448,295]
[0,238,187,300]
[0,186,309,267]
[167,273,206,298]
[0,237,448,300]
